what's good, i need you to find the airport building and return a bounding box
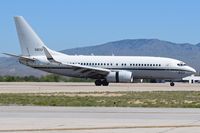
[183,75,200,83]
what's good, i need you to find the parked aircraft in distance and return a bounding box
[4,16,196,86]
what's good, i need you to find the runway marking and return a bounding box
[1,125,200,132]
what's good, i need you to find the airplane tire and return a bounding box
[102,79,109,86]
[95,79,102,86]
[170,82,175,86]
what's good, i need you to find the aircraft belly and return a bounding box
[131,70,188,80]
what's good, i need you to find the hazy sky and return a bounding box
[1,0,200,54]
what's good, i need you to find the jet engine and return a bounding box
[106,70,133,83]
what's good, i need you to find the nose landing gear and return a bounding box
[170,82,175,86]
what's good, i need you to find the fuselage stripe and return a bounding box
[32,66,190,73]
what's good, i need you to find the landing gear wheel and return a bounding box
[95,79,102,86]
[170,82,175,86]
[102,79,109,86]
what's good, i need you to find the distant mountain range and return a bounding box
[0,57,46,77]
[1,39,200,76]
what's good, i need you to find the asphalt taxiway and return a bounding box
[1,106,200,133]
[0,82,199,93]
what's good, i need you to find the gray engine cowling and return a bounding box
[106,70,133,83]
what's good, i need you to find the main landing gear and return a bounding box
[95,79,109,86]
[170,82,175,86]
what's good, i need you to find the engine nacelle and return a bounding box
[106,70,133,83]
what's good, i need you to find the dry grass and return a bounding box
[0,91,200,108]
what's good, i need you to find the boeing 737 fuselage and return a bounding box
[4,16,196,86]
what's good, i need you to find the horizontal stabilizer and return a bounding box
[3,53,21,58]
[3,53,35,61]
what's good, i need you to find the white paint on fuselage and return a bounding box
[29,53,196,80]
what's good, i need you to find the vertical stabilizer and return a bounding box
[14,16,46,56]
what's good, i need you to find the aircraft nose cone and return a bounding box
[189,67,196,74]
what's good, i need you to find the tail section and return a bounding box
[14,16,46,56]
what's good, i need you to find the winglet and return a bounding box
[43,47,61,64]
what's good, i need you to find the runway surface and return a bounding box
[0,82,199,93]
[1,106,200,133]
[0,83,200,132]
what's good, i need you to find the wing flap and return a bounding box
[42,46,111,78]
[64,63,110,78]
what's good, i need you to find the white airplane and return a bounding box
[4,16,196,86]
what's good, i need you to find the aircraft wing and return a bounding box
[39,62,111,79]
[62,63,111,79]
[42,47,111,79]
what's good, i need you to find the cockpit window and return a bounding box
[177,62,186,66]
